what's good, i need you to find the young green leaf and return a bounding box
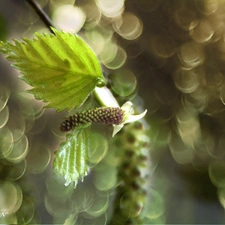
[0,28,106,111]
[54,128,90,187]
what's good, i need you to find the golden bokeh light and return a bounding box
[4,160,27,181]
[7,111,26,142]
[175,7,198,31]
[99,40,118,64]
[0,127,13,159]
[0,213,17,224]
[144,189,164,219]
[16,196,35,224]
[45,176,74,202]
[104,46,127,69]
[86,193,109,217]
[96,0,125,17]
[52,4,86,32]
[93,165,117,191]
[0,106,9,129]
[150,34,177,58]
[176,108,201,148]
[49,0,75,10]
[82,2,101,29]
[113,12,143,40]
[136,0,161,12]
[84,29,106,55]
[178,41,205,69]
[173,68,200,94]
[0,86,10,111]
[0,181,23,214]
[70,185,95,212]
[88,133,108,165]
[209,160,225,188]
[110,69,137,97]
[195,0,219,15]
[189,19,214,43]
[5,135,29,164]
[26,144,51,174]
[169,132,194,165]
[44,193,74,221]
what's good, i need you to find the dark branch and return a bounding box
[26,0,55,33]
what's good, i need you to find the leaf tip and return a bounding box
[0,40,10,54]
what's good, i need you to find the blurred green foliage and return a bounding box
[0,14,7,41]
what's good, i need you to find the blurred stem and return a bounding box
[26,0,55,34]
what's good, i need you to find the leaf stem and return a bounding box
[26,0,55,34]
[94,87,119,107]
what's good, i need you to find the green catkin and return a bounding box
[60,107,124,132]
[108,120,151,225]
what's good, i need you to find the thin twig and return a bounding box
[26,0,55,33]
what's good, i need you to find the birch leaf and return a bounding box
[0,28,105,111]
[54,128,90,187]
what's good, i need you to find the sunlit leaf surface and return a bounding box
[54,128,90,187]
[0,28,105,111]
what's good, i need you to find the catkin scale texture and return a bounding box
[60,107,124,132]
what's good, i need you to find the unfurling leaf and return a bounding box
[0,28,105,111]
[54,128,90,187]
